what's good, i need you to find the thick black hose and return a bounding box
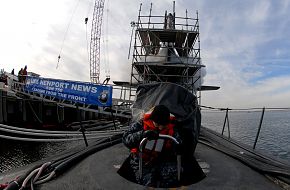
[54,135,122,176]
[48,137,113,169]
[36,138,109,181]
[4,135,122,189]
[199,128,290,185]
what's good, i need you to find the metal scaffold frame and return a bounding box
[130,3,204,94]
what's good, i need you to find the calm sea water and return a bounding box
[0,139,85,173]
[201,109,290,163]
[0,110,289,173]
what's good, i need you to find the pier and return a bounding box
[0,77,133,130]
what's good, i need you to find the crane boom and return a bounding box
[89,0,105,83]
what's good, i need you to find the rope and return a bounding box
[199,127,290,184]
[200,105,290,111]
[0,127,123,138]
[128,22,136,59]
[0,123,126,134]
[56,0,82,69]
[27,101,43,124]
[20,162,52,189]
[85,18,90,69]
[0,134,116,142]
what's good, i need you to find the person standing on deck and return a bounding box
[18,68,23,83]
[22,65,28,83]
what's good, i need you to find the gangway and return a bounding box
[8,77,134,119]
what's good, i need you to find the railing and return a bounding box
[201,105,290,150]
[136,13,199,31]
[4,76,134,119]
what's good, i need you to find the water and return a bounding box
[0,139,85,173]
[201,109,290,163]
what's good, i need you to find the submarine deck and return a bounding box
[1,127,288,190]
[37,138,284,189]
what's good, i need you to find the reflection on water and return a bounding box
[202,110,290,163]
[0,139,84,173]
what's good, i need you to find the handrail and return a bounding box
[253,107,265,149]
[201,105,290,150]
[200,105,290,111]
[138,134,181,181]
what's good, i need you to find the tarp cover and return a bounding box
[132,82,201,152]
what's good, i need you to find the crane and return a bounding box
[89,0,105,84]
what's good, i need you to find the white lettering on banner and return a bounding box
[46,90,57,96]
[67,94,87,102]
[39,80,70,89]
[71,84,97,93]
[55,87,63,92]
[91,87,97,93]
[32,87,45,94]
[58,92,67,98]
[28,78,39,84]
[46,86,54,91]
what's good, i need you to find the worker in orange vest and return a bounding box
[118,105,182,188]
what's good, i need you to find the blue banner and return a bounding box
[25,76,113,106]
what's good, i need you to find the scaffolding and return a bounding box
[130,3,204,95]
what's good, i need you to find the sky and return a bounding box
[1,0,290,109]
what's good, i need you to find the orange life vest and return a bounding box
[131,111,176,163]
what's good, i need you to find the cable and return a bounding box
[0,134,115,142]
[200,105,290,111]
[56,0,82,69]
[27,101,43,124]
[0,124,124,137]
[199,127,290,184]
[85,0,94,69]
[0,123,127,135]
[128,22,136,59]
[20,162,51,189]
[3,134,123,189]
[33,134,123,185]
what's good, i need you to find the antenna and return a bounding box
[173,1,176,28]
[173,1,175,13]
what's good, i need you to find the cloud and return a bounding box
[1,0,290,109]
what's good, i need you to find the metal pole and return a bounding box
[222,108,228,135]
[22,99,27,122]
[253,107,265,149]
[110,106,116,130]
[227,112,230,138]
[77,105,88,147]
[2,91,7,123]
[148,3,152,28]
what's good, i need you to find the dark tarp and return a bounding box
[118,82,205,188]
[132,82,201,153]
